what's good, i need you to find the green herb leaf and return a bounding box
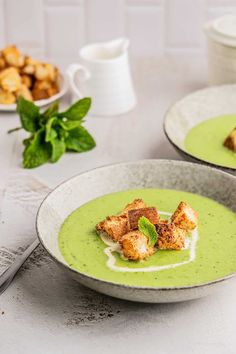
[58,128,69,140]
[50,138,66,163]
[65,126,96,152]
[11,96,95,169]
[17,96,40,132]
[59,98,91,121]
[23,129,51,169]
[43,101,59,119]
[45,117,57,142]
[58,120,82,131]
[23,136,34,147]
[138,216,158,247]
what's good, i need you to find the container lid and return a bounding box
[204,15,236,47]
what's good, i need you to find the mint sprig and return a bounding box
[138,216,158,247]
[8,97,96,168]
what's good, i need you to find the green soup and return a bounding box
[184,114,236,168]
[58,189,236,288]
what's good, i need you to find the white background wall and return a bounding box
[0,0,236,66]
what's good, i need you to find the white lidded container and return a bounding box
[204,15,236,85]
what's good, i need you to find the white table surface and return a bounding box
[0,56,236,354]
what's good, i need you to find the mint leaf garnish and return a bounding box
[45,117,57,142]
[59,97,91,121]
[43,101,59,119]
[23,129,51,168]
[17,96,40,132]
[65,126,96,152]
[50,138,66,163]
[8,97,95,168]
[138,216,158,247]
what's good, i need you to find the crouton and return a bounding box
[96,215,128,242]
[0,67,21,92]
[31,80,51,100]
[45,63,59,82]
[35,63,50,81]
[47,83,59,97]
[123,199,147,213]
[0,52,6,70]
[158,219,168,225]
[2,45,24,67]
[35,63,58,82]
[21,56,38,75]
[16,84,33,101]
[32,80,59,100]
[157,223,186,250]
[171,201,198,232]
[127,207,160,230]
[21,74,33,89]
[224,127,236,152]
[120,231,155,260]
[0,89,16,104]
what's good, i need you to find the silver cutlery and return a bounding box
[0,238,39,295]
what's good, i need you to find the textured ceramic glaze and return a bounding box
[164,84,236,175]
[36,160,236,303]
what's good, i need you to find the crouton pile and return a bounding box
[224,127,236,152]
[0,45,60,104]
[96,199,198,261]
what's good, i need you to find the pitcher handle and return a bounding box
[66,64,90,99]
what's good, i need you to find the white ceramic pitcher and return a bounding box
[66,38,136,116]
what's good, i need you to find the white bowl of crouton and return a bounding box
[0,45,68,111]
[36,160,236,303]
[164,84,236,175]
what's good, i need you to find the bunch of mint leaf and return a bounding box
[8,97,96,169]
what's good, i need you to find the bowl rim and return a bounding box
[36,159,236,291]
[163,88,236,172]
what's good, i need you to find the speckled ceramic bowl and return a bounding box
[164,84,236,175]
[36,160,236,303]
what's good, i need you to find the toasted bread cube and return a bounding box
[22,64,35,75]
[120,231,155,260]
[16,84,33,101]
[45,63,59,82]
[157,223,186,250]
[22,56,38,75]
[0,67,21,92]
[21,74,33,89]
[32,80,59,100]
[96,215,128,242]
[32,80,51,100]
[171,201,198,231]
[0,57,6,70]
[224,127,236,152]
[2,45,24,67]
[0,52,6,70]
[159,219,169,225]
[127,207,160,230]
[35,63,58,82]
[35,63,49,81]
[0,89,16,104]
[47,83,59,97]
[124,199,147,213]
